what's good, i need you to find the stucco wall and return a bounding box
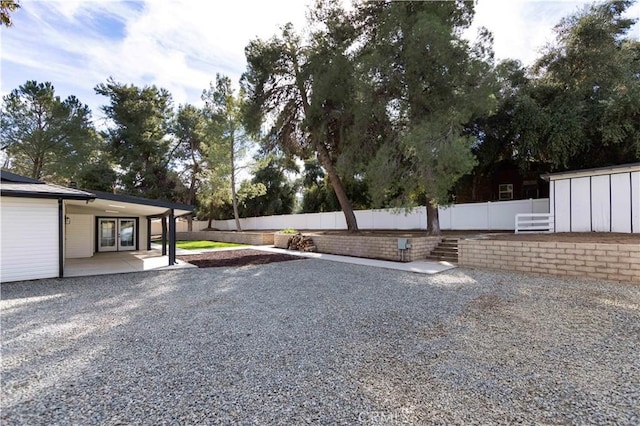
[65,214,93,258]
[459,239,640,283]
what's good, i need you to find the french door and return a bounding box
[98,218,136,252]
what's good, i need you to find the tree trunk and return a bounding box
[207,200,214,229]
[187,165,198,232]
[426,198,441,236]
[315,142,359,232]
[231,174,242,232]
[230,134,242,232]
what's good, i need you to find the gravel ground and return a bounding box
[2,261,639,425]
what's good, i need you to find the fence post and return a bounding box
[487,201,492,231]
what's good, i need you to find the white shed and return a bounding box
[544,163,640,233]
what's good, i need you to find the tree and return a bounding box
[239,153,298,217]
[242,1,362,231]
[513,0,640,170]
[300,158,371,213]
[1,80,98,182]
[354,1,495,234]
[1,0,20,27]
[76,159,117,192]
[174,104,208,229]
[95,78,177,200]
[202,74,252,231]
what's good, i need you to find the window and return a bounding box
[499,184,513,200]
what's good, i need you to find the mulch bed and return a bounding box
[178,249,305,268]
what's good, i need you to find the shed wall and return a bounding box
[550,170,640,233]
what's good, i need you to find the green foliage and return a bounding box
[1,0,20,27]
[515,0,640,170]
[279,228,298,234]
[76,159,117,192]
[1,80,99,182]
[239,153,298,217]
[300,159,371,213]
[95,78,178,201]
[353,1,494,232]
[201,74,253,229]
[242,2,362,230]
[174,104,208,205]
[175,240,246,250]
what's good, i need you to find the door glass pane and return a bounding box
[100,221,116,247]
[119,220,135,247]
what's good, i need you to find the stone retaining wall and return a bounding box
[176,231,274,245]
[275,232,441,262]
[459,239,640,283]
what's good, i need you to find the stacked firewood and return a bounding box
[287,234,317,252]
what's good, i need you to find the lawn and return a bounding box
[176,240,246,250]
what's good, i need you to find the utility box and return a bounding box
[397,238,409,250]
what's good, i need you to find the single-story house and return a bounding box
[0,170,194,283]
[543,162,640,233]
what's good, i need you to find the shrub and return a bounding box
[280,228,298,234]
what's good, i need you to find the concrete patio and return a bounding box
[64,250,195,277]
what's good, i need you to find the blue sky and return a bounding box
[1,0,639,125]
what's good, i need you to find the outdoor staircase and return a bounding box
[426,238,459,263]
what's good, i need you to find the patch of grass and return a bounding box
[280,228,298,234]
[175,240,247,250]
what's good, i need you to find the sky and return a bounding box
[1,0,639,126]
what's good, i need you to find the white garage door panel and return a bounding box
[0,197,59,282]
[591,175,611,232]
[633,171,640,233]
[554,180,571,232]
[611,173,631,233]
[570,177,591,232]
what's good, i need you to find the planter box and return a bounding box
[276,232,441,262]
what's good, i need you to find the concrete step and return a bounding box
[431,248,458,255]
[426,255,458,263]
[427,238,459,263]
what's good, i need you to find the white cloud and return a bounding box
[2,0,638,120]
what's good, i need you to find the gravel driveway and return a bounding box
[2,260,639,425]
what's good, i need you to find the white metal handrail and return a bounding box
[515,213,555,234]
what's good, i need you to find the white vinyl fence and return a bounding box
[153,199,549,234]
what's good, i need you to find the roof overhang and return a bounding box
[65,191,193,218]
[542,162,640,181]
[0,183,95,200]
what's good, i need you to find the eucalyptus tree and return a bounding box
[202,74,252,231]
[242,0,362,231]
[354,1,496,234]
[1,80,98,182]
[95,78,177,200]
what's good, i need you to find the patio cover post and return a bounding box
[168,209,176,265]
[146,218,152,250]
[161,217,167,256]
